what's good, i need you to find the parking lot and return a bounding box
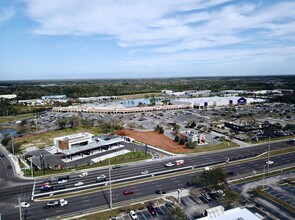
[115,202,189,220]
[265,187,295,207]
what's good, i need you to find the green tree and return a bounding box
[1,136,11,146]
[190,121,197,128]
[192,167,227,189]
[6,140,22,154]
[55,118,67,129]
[185,141,197,149]
[174,135,180,142]
[179,138,185,145]
[68,116,80,129]
[165,206,187,220]
[220,189,241,208]
[81,118,93,128]
[172,123,181,133]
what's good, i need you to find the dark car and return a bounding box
[112,165,121,169]
[40,185,54,192]
[123,190,133,195]
[147,204,156,215]
[54,185,65,190]
[155,189,166,194]
[58,175,70,181]
[7,165,12,169]
[0,153,4,157]
[227,171,235,176]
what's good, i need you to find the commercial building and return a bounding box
[78,96,117,102]
[185,90,211,97]
[198,206,261,220]
[54,132,94,150]
[41,95,67,100]
[0,94,17,99]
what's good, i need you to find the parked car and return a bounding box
[79,172,88,178]
[141,170,149,175]
[147,204,156,215]
[20,202,30,208]
[129,210,138,219]
[123,190,133,195]
[74,182,83,187]
[216,190,225,197]
[202,193,212,200]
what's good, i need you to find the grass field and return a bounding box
[15,126,103,149]
[0,113,35,124]
[189,140,239,153]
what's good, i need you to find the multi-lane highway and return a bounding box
[0,141,294,219]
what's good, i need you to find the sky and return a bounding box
[0,0,295,80]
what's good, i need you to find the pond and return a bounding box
[0,128,17,139]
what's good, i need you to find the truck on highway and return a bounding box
[165,159,184,167]
[203,166,212,171]
[44,199,68,209]
[175,160,184,165]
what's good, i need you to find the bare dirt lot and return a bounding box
[116,129,189,153]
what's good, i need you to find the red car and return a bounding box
[147,204,156,215]
[40,180,52,186]
[123,190,134,195]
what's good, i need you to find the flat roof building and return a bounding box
[54,132,94,150]
[198,206,261,220]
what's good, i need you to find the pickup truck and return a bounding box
[44,199,68,209]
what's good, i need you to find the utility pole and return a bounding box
[109,157,112,210]
[263,164,266,189]
[18,196,22,220]
[11,137,15,155]
[267,136,271,173]
[30,157,34,178]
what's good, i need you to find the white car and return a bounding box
[141,170,149,175]
[129,210,138,219]
[165,162,175,167]
[266,161,274,165]
[74,182,84,187]
[58,179,68,184]
[217,190,225,197]
[20,202,30,208]
[79,172,88,178]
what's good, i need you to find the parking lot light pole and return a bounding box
[30,156,34,178]
[263,164,267,189]
[267,136,271,173]
[109,157,112,210]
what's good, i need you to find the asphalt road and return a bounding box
[3,153,295,220]
[28,140,294,198]
[0,141,294,219]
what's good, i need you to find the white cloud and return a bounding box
[123,46,295,67]
[25,0,295,67]
[0,7,15,25]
